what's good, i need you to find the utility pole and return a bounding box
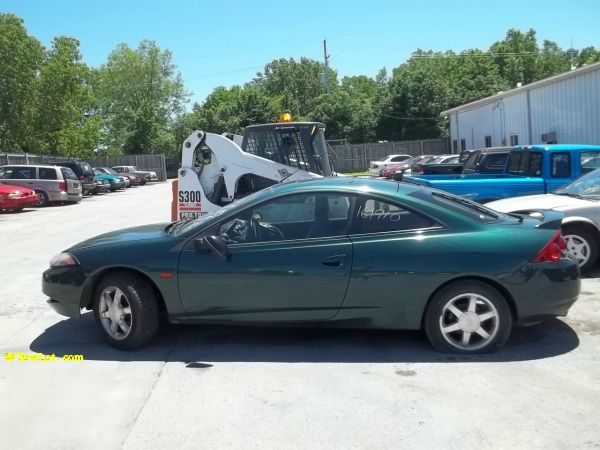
[322,39,330,91]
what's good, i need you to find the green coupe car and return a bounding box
[42,178,580,353]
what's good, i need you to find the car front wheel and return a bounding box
[424,281,512,354]
[93,272,160,350]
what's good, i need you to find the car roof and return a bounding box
[264,176,424,199]
[1,164,61,169]
[514,144,600,152]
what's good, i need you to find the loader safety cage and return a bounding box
[241,122,332,177]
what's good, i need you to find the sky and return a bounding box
[3,0,600,106]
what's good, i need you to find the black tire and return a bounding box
[424,280,512,354]
[36,190,50,207]
[93,272,160,350]
[561,225,598,273]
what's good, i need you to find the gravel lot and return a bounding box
[1,182,599,449]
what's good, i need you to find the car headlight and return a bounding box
[150,172,156,177]
[49,252,79,268]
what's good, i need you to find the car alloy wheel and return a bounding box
[36,190,49,207]
[93,272,160,350]
[439,293,499,351]
[98,286,133,340]
[562,226,598,272]
[425,281,511,354]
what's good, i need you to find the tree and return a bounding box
[97,40,188,155]
[0,14,44,151]
[34,36,101,156]
[490,28,539,87]
[253,57,336,119]
[578,46,600,66]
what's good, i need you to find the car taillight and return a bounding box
[531,231,568,263]
[414,165,423,174]
[59,181,66,191]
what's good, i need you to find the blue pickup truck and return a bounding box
[403,145,600,202]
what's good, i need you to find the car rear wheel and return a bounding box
[425,281,512,354]
[561,225,597,272]
[93,273,160,350]
[36,190,49,207]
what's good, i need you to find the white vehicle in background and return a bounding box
[369,154,412,176]
[172,119,334,220]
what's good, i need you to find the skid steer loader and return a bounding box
[172,120,334,221]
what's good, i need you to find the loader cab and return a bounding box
[241,122,333,177]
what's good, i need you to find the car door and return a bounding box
[60,168,82,195]
[177,192,354,321]
[340,195,446,328]
[546,152,572,192]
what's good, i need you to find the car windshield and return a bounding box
[555,169,600,199]
[172,189,272,235]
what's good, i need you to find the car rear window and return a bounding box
[78,162,93,174]
[420,190,501,223]
[61,168,78,180]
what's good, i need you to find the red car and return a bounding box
[0,184,39,211]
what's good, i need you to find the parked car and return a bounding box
[112,165,158,183]
[380,157,418,178]
[0,183,39,212]
[488,168,600,272]
[43,177,579,354]
[404,145,600,203]
[0,164,82,206]
[461,147,510,175]
[93,169,126,192]
[369,154,412,176]
[53,161,96,195]
[95,167,140,187]
[409,155,439,174]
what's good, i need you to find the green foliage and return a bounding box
[34,36,101,157]
[0,14,44,151]
[96,40,188,156]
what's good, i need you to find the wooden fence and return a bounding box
[328,138,450,172]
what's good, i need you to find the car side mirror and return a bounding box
[195,235,231,262]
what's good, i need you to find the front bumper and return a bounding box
[110,181,126,190]
[0,196,38,209]
[42,266,87,318]
[93,183,111,193]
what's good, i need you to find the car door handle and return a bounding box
[321,255,346,267]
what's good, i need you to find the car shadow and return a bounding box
[29,312,579,364]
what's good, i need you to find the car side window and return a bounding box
[580,152,600,174]
[350,197,438,234]
[217,193,353,244]
[551,153,571,178]
[10,167,35,179]
[39,168,57,180]
[0,167,13,179]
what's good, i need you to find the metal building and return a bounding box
[442,61,600,152]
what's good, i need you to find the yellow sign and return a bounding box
[4,352,84,362]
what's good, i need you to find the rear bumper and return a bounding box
[508,258,580,324]
[49,191,82,203]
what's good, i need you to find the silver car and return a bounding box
[488,169,600,272]
[0,165,83,206]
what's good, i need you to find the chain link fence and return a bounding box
[0,153,168,181]
[327,138,450,173]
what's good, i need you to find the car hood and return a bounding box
[488,194,593,212]
[69,223,172,250]
[0,183,34,195]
